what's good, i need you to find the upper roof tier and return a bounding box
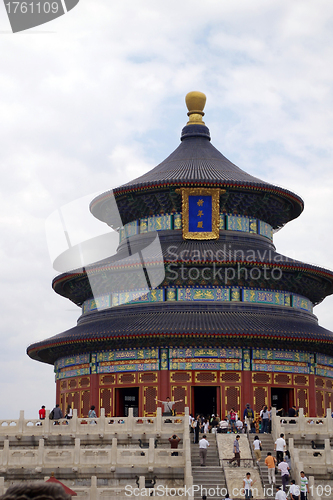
[91,92,304,229]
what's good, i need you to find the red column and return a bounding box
[308,374,316,416]
[191,386,195,415]
[159,370,169,400]
[91,374,100,415]
[216,385,221,418]
[56,380,60,405]
[289,388,294,408]
[242,371,252,411]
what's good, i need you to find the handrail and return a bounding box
[221,458,256,468]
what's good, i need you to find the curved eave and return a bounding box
[90,180,304,229]
[29,333,333,366]
[27,303,333,365]
[51,256,333,305]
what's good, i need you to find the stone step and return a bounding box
[191,444,217,447]
[194,497,227,500]
[192,479,226,485]
[191,435,226,494]
[192,465,223,473]
[192,474,226,479]
[191,461,221,466]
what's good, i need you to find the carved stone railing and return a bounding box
[0,436,185,470]
[0,407,187,438]
[271,407,333,442]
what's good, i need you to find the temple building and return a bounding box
[28,92,333,418]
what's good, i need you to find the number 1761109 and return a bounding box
[5,2,59,14]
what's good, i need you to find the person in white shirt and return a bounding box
[253,435,262,464]
[300,471,309,500]
[243,472,255,500]
[199,434,210,466]
[289,479,300,500]
[189,414,194,433]
[274,433,286,463]
[275,486,287,500]
[220,419,229,433]
[156,397,183,416]
[236,419,244,433]
[203,419,210,434]
[278,458,290,491]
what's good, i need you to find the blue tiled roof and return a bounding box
[91,126,304,228]
[27,302,333,364]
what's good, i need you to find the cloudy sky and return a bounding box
[0,0,333,419]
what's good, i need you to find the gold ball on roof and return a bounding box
[185,91,206,125]
[185,91,206,113]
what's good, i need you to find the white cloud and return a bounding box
[0,0,332,418]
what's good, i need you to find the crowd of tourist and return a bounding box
[189,403,277,436]
[191,404,309,500]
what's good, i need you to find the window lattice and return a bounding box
[60,394,65,414]
[252,372,270,383]
[66,392,79,412]
[79,377,90,388]
[221,372,240,382]
[294,375,307,385]
[144,387,157,414]
[297,389,308,415]
[254,386,267,413]
[315,378,324,388]
[82,390,91,417]
[326,380,333,389]
[225,386,239,412]
[173,387,186,413]
[171,372,191,382]
[325,392,330,413]
[140,373,157,383]
[60,381,67,390]
[328,392,333,410]
[119,373,135,384]
[101,388,112,416]
[274,374,291,385]
[69,379,77,389]
[316,391,324,417]
[101,375,115,385]
[196,372,216,383]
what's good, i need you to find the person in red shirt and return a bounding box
[229,408,237,432]
[39,406,46,420]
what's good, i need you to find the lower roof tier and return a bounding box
[27,302,333,365]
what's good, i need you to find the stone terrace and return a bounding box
[0,408,192,500]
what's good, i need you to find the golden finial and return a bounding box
[185,91,206,126]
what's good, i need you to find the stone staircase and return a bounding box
[191,433,227,500]
[220,433,263,499]
[255,433,283,498]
